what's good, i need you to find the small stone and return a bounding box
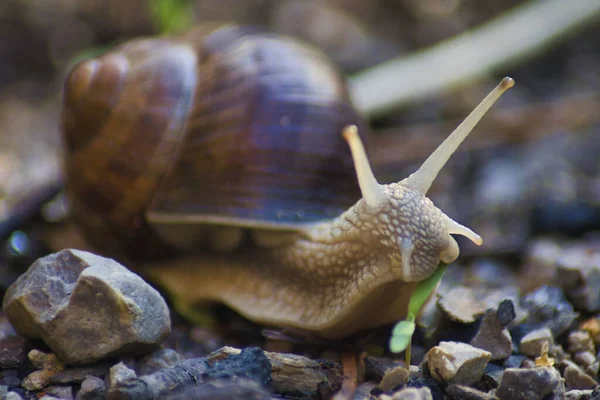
[44,385,73,399]
[556,245,600,312]
[364,356,403,381]
[580,316,600,346]
[391,386,432,400]
[28,350,64,371]
[0,337,29,369]
[521,359,537,369]
[136,348,184,376]
[565,389,594,400]
[519,327,554,357]
[1,370,21,388]
[496,367,565,400]
[76,376,106,400]
[470,309,513,360]
[564,365,597,390]
[503,355,526,368]
[521,285,578,337]
[354,381,378,400]
[438,286,523,324]
[425,341,491,385]
[446,384,496,400]
[569,331,596,354]
[164,377,273,400]
[2,249,171,364]
[550,344,569,363]
[108,362,136,391]
[50,363,110,385]
[379,366,409,392]
[0,386,7,397]
[585,362,599,379]
[21,350,65,391]
[574,351,596,368]
[521,239,562,291]
[22,370,53,391]
[497,300,517,326]
[483,363,504,388]
[3,392,24,400]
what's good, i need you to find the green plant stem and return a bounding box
[350,0,600,118]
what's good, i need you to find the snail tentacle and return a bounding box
[403,77,515,195]
[343,125,386,209]
[446,217,482,245]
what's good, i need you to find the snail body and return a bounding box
[61,24,513,339]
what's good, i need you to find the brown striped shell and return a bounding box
[61,24,367,261]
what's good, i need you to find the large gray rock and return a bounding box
[3,249,171,364]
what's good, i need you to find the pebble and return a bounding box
[3,392,24,400]
[364,356,403,381]
[438,286,523,324]
[44,385,73,399]
[469,308,513,360]
[521,239,562,291]
[2,249,171,364]
[482,363,504,388]
[49,363,110,385]
[354,381,378,400]
[0,385,6,397]
[580,316,600,346]
[519,327,554,357]
[108,362,137,393]
[521,285,578,337]
[565,389,595,399]
[0,337,29,369]
[163,377,273,400]
[564,365,598,390]
[425,341,491,385]
[391,387,432,400]
[556,244,600,312]
[0,370,20,388]
[496,300,517,326]
[75,376,106,400]
[574,351,597,368]
[136,348,184,376]
[446,384,496,400]
[22,350,65,391]
[496,367,565,400]
[379,366,409,392]
[585,362,599,379]
[503,355,526,368]
[569,331,596,354]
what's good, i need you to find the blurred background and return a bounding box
[1,0,600,310]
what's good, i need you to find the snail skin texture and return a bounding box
[61,24,514,339]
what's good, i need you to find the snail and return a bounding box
[61,23,514,339]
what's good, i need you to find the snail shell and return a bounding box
[62,24,366,261]
[62,22,512,339]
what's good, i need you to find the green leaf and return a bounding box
[408,262,448,317]
[389,262,448,354]
[390,320,416,353]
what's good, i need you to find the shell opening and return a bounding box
[343,125,386,208]
[404,77,515,195]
